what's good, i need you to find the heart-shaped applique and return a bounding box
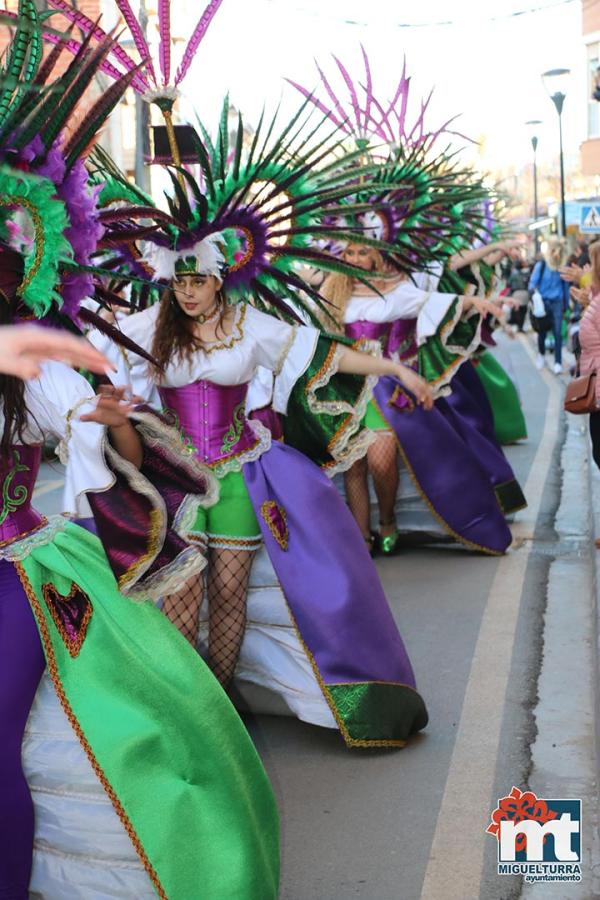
[42,583,93,658]
[260,500,289,551]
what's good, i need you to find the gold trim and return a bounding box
[42,582,93,659]
[200,303,247,356]
[15,563,167,900]
[0,515,48,548]
[117,507,164,592]
[260,501,289,551]
[371,394,504,557]
[277,588,411,749]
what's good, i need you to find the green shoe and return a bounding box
[379,526,400,556]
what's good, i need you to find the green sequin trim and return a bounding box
[327,681,428,746]
[220,402,246,456]
[0,449,29,526]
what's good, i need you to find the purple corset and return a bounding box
[387,318,418,361]
[159,381,258,466]
[345,320,392,346]
[0,445,44,545]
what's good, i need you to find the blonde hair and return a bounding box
[542,237,567,271]
[590,240,600,292]
[320,245,387,330]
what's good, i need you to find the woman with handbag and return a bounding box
[529,238,570,374]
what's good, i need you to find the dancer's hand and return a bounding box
[0,325,114,380]
[464,295,504,320]
[395,365,434,410]
[80,386,143,468]
[79,385,135,427]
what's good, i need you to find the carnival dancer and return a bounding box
[319,236,516,556]
[442,237,528,445]
[89,88,436,746]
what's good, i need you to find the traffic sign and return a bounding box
[580,205,600,233]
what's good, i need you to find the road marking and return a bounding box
[420,340,562,899]
[33,478,65,499]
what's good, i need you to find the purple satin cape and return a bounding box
[441,362,526,514]
[373,376,513,554]
[243,441,428,747]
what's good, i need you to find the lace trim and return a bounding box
[209,419,272,479]
[431,299,483,395]
[273,325,299,377]
[126,544,207,603]
[103,441,168,595]
[57,396,96,465]
[133,409,220,510]
[197,303,247,356]
[0,514,69,560]
[306,339,380,478]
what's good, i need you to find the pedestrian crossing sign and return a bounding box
[580,205,600,233]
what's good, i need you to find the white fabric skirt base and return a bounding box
[198,546,337,730]
[24,675,156,899]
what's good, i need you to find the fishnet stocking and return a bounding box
[207,548,255,687]
[344,456,370,539]
[366,434,399,528]
[344,434,399,538]
[163,569,205,647]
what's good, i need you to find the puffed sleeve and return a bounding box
[381,281,459,342]
[87,304,161,404]
[245,306,319,414]
[25,361,113,517]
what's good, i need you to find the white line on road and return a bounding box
[33,478,65,499]
[420,340,562,900]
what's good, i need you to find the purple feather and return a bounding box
[114,0,157,86]
[315,60,348,129]
[385,57,409,124]
[158,0,171,85]
[41,29,149,93]
[284,79,347,131]
[361,44,373,132]
[332,54,362,136]
[46,0,141,81]
[175,0,224,86]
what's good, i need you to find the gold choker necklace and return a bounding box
[194,305,220,325]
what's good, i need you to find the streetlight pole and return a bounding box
[542,68,570,238]
[526,119,542,255]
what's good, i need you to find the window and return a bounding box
[588,42,600,138]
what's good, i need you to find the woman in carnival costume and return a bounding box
[0,9,278,899]
[441,224,528,446]
[288,53,525,554]
[92,102,431,749]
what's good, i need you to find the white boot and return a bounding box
[553,361,563,375]
[536,354,545,370]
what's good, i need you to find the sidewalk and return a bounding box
[522,409,600,898]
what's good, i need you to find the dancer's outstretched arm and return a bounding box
[336,346,434,410]
[0,325,112,379]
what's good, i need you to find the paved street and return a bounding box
[33,332,594,900]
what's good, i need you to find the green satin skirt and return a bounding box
[475,351,527,445]
[18,522,279,900]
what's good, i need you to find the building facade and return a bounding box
[581,0,600,174]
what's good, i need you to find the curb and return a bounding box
[522,413,600,897]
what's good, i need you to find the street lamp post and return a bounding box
[542,68,570,237]
[525,119,542,255]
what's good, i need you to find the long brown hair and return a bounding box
[150,284,228,371]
